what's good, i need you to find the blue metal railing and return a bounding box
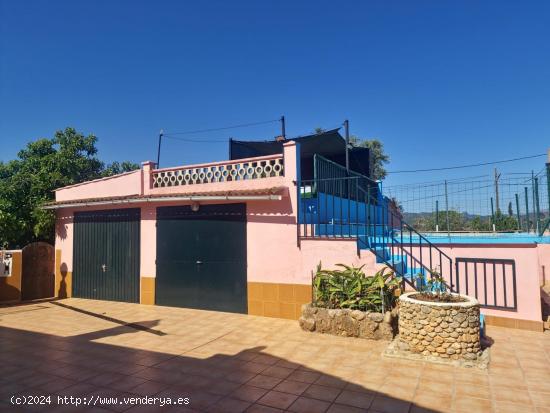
[313,154,379,201]
[298,175,455,291]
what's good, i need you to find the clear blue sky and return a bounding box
[1,0,549,187]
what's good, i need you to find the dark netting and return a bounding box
[229,129,371,180]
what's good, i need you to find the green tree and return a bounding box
[0,128,139,248]
[493,211,519,231]
[468,216,492,232]
[410,210,467,232]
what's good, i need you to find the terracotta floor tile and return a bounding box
[37,377,77,393]
[257,390,298,409]
[302,384,342,402]
[454,384,491,400]
[492,388,532,405]
[379,382,416,399]
[412,393,452,411]
[231,385,269,403]
[495,401,536,413]
[207,397,251,413]
[454,370,490,386]
[246,375,283,390]
[2,299,549,413]
[326,403,365,413]
[287,370,322,384]
[315,375,349,389]
[109,375,149,393]
[453,396,494,413]
[370,395,411,413]
[209,380,243,396]
[335,390,375,409]
[490,375,528,390]
[129,380,168,396]
[246,404,284,413]
[272,380,310,396]
[226,371,258,385]
[261,366,294,380]
[287,396,331,412]
[241,362,271,374]
[527,391,550,406]
[86,372,126,387]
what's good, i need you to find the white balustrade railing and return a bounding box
[152,155,284,188]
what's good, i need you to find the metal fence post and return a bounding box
[535,177,541,233]
[515,193,521,231]
[524,186,530,233]
[546,149,550,216]
[435,200,439,232]
[444,180,450,237]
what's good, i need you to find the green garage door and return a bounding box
[156,204,247,313]
[73,208,140,303]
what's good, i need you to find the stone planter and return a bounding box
[299,304,396,340]
[396,292,482,362]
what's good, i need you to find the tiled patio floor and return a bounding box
[0,299,549,413]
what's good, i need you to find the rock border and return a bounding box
[383,335,491,370]
[299,303,397,340]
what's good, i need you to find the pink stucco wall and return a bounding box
[406,244,543,323]
[53,142,545,324]
[55,170,142,202]
[55,143,301,284]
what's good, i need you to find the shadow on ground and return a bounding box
[0,301,443,413]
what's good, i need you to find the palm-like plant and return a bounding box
[313,263,401,312]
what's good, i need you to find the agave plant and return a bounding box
[415,268,451,300]
[313,263,401,312]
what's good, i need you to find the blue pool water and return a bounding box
[418,233,550,244]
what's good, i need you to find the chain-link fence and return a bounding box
[384,168,550,233]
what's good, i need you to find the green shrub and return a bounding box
[312,263,401,313]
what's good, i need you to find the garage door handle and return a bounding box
[196,260,203,265]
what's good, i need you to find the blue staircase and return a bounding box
[298,160,454,290]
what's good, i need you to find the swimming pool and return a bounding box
[417,232,550,244]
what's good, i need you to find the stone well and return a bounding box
[397,292,481,361]
[299,304,396,340]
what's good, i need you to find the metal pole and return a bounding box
[435,200,439,232]
[531,170,536,226]
[525,186,530,233]
[344,119,350,174]
[156,129,163,168]
[515,193,521,231]
[535,177,541,233]
[281,115,286,139]
[490,197,495,232]
[445,180,450,237]
[546,149,550,217]
[494,168,500,213]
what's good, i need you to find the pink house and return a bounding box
[47,131,548,331]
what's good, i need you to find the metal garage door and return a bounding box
[73,208,140,303]
[156,204,247,313]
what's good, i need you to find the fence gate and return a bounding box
[21,242,55,301]
[454,257,517,310]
